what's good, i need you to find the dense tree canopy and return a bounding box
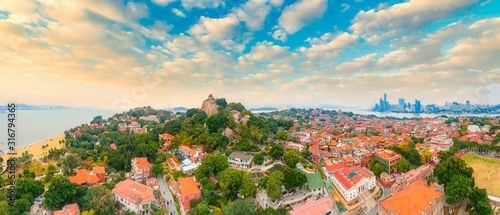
[282,168,307,190]
[284,151,300,168]
[44,176,88,210]
[82,186,117,215]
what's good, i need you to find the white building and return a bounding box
[326,165,376,203]
[112,179,154,214]
[228,151,253,169]
[430,136,454,151]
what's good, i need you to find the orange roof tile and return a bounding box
[112,179,154,205]
[380,180,443,215]
[133,157,152,169]
[178,177,201,196]
[93,166,105,174]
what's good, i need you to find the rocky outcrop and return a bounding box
[222,127,239,141]
[201,94,219,116]
[230,110,241,121]
[240,115,250,125]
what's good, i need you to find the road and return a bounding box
[158,173,179,215]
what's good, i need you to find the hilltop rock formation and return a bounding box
[230,110,241,121]
[222,127,238,142]
[201,94,219,116]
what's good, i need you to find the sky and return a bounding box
[1,0,499,110]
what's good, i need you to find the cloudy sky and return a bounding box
[1,0,499,110]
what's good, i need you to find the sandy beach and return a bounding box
[1,134,66,162]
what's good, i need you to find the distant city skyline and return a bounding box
[1,0,500,109]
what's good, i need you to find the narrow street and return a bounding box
[159,173,179,215]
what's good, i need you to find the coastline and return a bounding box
[0,134,66,162]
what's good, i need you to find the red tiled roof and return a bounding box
[342,168,354,176]
[93,166,105,174]
[133,157,152,169]
[178,177,201,196]
[351,175,362,183]
[353,166,372,178]
[325,163,345,173]
[112,179,153,205]
[54,203,80,215]
[291,198,332,215]
[334,171,352,190]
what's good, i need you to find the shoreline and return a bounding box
[0,134,66,162]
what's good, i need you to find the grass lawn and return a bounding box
[462,153,500,197]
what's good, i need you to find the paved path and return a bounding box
[159,173,179,215]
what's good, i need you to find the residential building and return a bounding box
[374,150,401,174]
[112,179,154,214]
[179,146,206,163]
[228,151,253,169]
[429,136,454,151]
[93,166,106,183]
[378,180,444,215]
[326,165,376,203]
[132,157,152,183]
[177,177,201,211]
[68,169,100,188]
[289,198,333,215]
[54,203,80,215]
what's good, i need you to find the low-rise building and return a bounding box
[378,180,444,215]
[177,177,201,211]
[68,169,100,188]
[326,165,376,203]
[179,146,206,163]
[289,198,333,215]
[112,179,154,214]
[132,157,152,183]
[374,150,401,174]
[228,151,253,169]
[430,136,454,151]
[54,203,80,215]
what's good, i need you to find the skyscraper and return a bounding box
[415,100,421,113]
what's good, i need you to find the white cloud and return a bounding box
[245,41,288,62]
[234,0,280,31]
[171,8,186,17]
[335,53,377,74]
[375,21,467,70]
[407,17,500,72]
[151,0,178,6]
[188,15,241,42]
[273,0,328,41]
[300,32,358,60]
[349,0,478,43]
[181,0,224,10]
[341,4,350,12]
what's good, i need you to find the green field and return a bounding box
[462,154,500,197]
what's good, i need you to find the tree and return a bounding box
[301,149,311,159]
[190,199,200,209]
[421,148,432,163]
[164,119,182,135]
[253,153,265,165]
[14,198,31,214]
[239,173,256,198]
[445,175,474,204]
[82,185,117,215]
[470,187,494,215]
[228,102,246,112]
[186,108,199,118]
[399,142,409,151]
[44,176,88,210]
[284,151,300,168]
[269,146,284,159]
[151,164,164,177]
[205,113,230,133]
[395,159,411,173]
[222,199,256,215]
[266,171,283,201]
[63,155,80,175]
[282,168,306,190]
[189,202,211,215]
[219,168,244,197]
[275,131,289,141]
[405,149,422,166]
[191,111,208,125]
[216,98,228,108]
[369,160,384,177]
[15,178,44,201]
[225,148,233,157]
[434,157,474,187]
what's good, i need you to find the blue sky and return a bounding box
[0,0,499,110]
